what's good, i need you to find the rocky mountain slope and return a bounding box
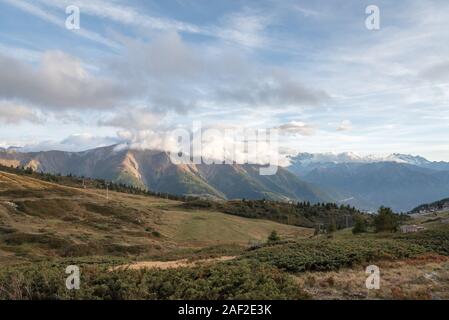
[0,145,328,203]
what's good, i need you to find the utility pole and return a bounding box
[315,223,324,235]
[106,182,109,200]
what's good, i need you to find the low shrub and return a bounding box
[0,260,308,300]
[242,239,426,273]
[395,227,449,255]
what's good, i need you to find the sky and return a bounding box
[0,0,449,162]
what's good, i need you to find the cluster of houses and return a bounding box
[416,203,449,214]
[399,224,425,233]
[400,216,449,233]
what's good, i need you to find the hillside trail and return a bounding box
[112,256,236,271]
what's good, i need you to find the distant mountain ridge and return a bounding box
[288,152,449,175]
[287,152,449,212]
[0,145,329,203]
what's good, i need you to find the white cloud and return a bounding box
[35,0,201,34]
[99,108,164,130]
[35,0,276,49]
[3,0,449,161]
[114,126,287,166]
[0,51,129,110]
[293,5,321,18]
[215,11,270,48]
[0,100,43,124]
[275,121,316,136]
[0,32,328,123]
[0,43,41,62]
[110,32,328,114]
[19,133,119,152]
[337,120,352,131]
[420,60,449,81]
[2,0,119,48]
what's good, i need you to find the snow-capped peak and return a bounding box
[384,153,431,165]
[289,152,432,165]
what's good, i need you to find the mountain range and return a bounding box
[287,152,449,212]
[0,145,328,203]
[2,147,449,212]
[287,152,449,175]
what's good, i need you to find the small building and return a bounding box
[400,224,425,233]
[248,240,263,249]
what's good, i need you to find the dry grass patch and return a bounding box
[294,255,449,300]
[113,256,236,271]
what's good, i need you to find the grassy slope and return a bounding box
[160,209,312,245]
[0,170,311,264]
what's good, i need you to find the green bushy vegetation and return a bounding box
[350,206,409,234]
[1,225,448,300]
[242,239,426,273]
[182,198,361,228]
[267,230,281,242]
[395,227,449,255]
[352,216,368,234]
[0,260,308,300]
[374,207,399,232]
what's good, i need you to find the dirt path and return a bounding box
[113,256,236,271]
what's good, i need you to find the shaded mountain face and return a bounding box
[0,145,328,203]
[286,152,449,212]
[299,162,449,212]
